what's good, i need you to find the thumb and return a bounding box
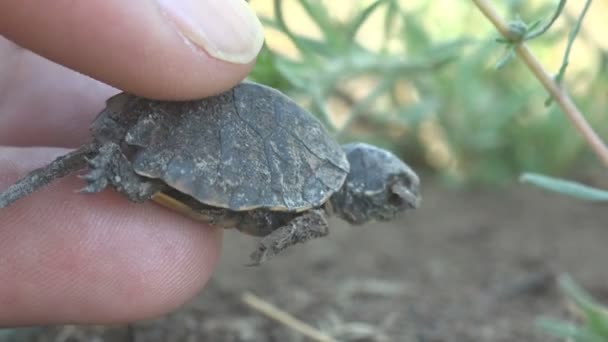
[0,0,264,100]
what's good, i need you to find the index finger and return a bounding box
[0,0,264,100]
[0,147,222,325]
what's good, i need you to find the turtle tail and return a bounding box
[0,143,97,208]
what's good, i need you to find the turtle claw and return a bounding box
[247,250,268,267]
[245,260,261,267]
[78,168,104,181]
[79,182,106,194]
[78,170,109,194]
[78,153,112,194]
[78,142,163,202]
[84,155,103,168]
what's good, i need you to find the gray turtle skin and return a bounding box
[330,143,420,224]
[0,82,420,265]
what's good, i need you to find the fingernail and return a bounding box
[156,0,264,64]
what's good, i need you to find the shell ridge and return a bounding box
[314,163,338,190]
[216,126,223,187]
[232,91,272,140]
[272,95,348,173]
[264,139,290,209]
[268,139,297,210]
[277,122,347,173]
[163,153,191,195]
[232,91,282,209]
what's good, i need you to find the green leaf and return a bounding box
[310,91,334,130]
[337,76,396,138]
[383,0,400,47]
[559,275,599,313]
[294,0,338,47]
[559,275,608,338]
[400,10,431,52]
[526,19,542,33]
[519,173,608,201]
[272,0,319,58]
[544,0,591,105]
[273,57,311,89]
[248,45,290,90]
[524,0,567,41]
[554,0,592,84]
[395,99,438,126]
[346,0,388,42]
[495,45,516,69]
[537,275,608,341]
[537,318,604,341]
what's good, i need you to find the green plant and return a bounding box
[471,0,608,340]
[537,275,608,341]
[250,0,608,185]
[253,0,462,135]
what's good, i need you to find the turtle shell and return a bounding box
[121,82,349,212]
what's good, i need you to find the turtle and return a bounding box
[0,81,421,264]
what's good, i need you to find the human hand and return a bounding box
[0,0,263,326]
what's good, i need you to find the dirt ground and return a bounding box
[9,177,608,341]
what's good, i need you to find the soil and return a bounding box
[9,178,608,341]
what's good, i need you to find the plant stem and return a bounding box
[554,0,592,85]
[471,0,608,168]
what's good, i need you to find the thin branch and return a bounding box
[524,0,567,40]
[241,292,338,342]
[554,0,592,85]
[471,0,608,168]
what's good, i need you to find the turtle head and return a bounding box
[330,143,420,225]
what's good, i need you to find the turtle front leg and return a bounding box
[249,209,329,265]
[80,142,164,202]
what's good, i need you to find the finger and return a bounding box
[0,37,117,147]
[0,0,264,100]
[0,147,223,325]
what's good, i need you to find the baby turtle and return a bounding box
[0,82,420,264]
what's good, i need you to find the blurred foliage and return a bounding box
[537,275,608,342]
[248,0,608,185]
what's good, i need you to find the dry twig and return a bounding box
[471,0,608,168]
[241,291,338,342]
